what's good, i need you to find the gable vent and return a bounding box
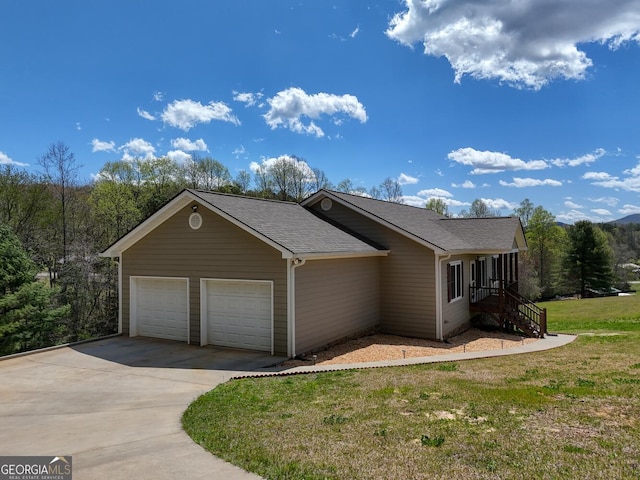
[321,198,333,211]
[189,212,203,230]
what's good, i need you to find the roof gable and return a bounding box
[101,189,386,259]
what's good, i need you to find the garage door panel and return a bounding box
[204,280,272,352]
[134,278,188,342]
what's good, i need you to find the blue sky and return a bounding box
[2,1,640,222]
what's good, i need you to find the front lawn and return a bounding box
[183,295,640,479]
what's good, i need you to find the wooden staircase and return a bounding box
[469,282,547,338]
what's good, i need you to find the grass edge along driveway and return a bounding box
[183,295,640,480]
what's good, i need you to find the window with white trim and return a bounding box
[447,261,463,302]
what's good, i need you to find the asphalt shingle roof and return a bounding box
[189,190,382,256]
[318,190,523,252]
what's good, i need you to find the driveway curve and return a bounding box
[0,337,284,480]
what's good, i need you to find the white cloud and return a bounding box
[499,177,562,187]
[591,176,640,192]
[75,122,82,131]
[249,154,315,182]
[0,151,28,167]
[263,87,367,137]
[166,150,192,164]
[232,145,246,158]
[233,91,264,107]
[619,204,640,215]
[589,196,618,207]
[120,138,155,160]
[161,99,240,131]
[350,25,360,38]
[398,173,419,185]
[451,180,476,189]
[481,197,518,212]
[137,107,156,121]
[402,195,429,207]
[591,208,612,216]
[153,91,164,102]
[585,161,640,192]
[624,162,640,176]
[556,209,590,223]
[403,194,465,208]
[564,200,583,209]
[444,198,470,208]
[386,0,640,90]
[551,148,606,167]
[170,137,208,152]
[448,147,548,174]
[418,188,452,198]
[583,171,615,180]
[91,138,116,153]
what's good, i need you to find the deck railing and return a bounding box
[469,281,547,337]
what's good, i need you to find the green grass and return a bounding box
[183,295,640,479]
[543,295,640,333]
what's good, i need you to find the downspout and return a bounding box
[287,257,306,358]
[435,254,451,341]
[117,255,123,335]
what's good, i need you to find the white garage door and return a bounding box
[204,279,272,352]
[133,277,189,341]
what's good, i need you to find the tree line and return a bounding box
[489,198,634,300]
[0,143,405,355]
[1,142,638,355]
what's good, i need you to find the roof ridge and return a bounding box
[325,189,446,214]
[189,189,299,206]
[439,216,518,221]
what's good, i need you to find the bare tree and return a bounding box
[0,164,48,249]
[380,177,404,203]
[235,170,251,194]
[38,142,80,266]
[255,155,314,201]
[197,157,231,190]
[311,167,332,192]
[182,154,200,189]
[336,178,354,193]
[253,164,273,198]
[465,199,492,217]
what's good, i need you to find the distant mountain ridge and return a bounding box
[608,214,640,225]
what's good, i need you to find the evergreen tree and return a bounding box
[0,222,70,355]
[563,220,614,297]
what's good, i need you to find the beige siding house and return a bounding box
[101,188,528,357]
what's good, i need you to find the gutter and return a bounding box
[294,250,390,261]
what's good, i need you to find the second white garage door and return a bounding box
[203,279,272,352]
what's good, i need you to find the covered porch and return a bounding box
[469,252,547,338]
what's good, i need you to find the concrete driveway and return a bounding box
[0,337,286,480]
